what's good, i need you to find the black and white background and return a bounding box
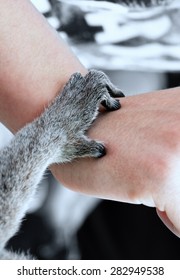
[1,0,180,259]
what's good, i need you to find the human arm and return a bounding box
[52,88,180,237]
[0,0,87,132]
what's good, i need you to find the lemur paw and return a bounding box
[42,70,124,162]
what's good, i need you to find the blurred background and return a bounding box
[1,0,180,259]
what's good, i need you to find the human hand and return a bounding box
[51,87,180,237]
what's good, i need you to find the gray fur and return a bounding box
[0,70,124,259]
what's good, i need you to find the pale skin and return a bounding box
[0,0,180,238]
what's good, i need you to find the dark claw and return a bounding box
[106,85,125,98]
[116,90,125,98]
[112,99,121,110]
[96,145,106,158]
[101,99,121,111]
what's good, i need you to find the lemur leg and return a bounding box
[0,70,124,259]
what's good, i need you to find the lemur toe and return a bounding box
[101,99,121,111]
[95,143,106,158]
